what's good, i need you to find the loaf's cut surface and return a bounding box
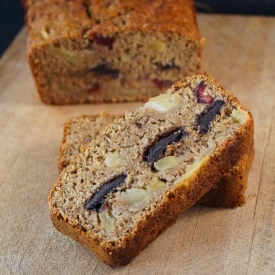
[25,0,204,104]
[49,74,254,266]
[59,113,253,207]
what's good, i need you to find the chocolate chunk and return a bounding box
[198,100,225,134]
[144,126,187,164]
[155,62,180,71]
[194,81,214,104]
[85,174,127,211]
[91,64,119,78]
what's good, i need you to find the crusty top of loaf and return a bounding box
[26,0,203,51]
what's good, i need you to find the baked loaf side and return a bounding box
[49,74,254,266]
[59,112,253,208]
[25,0,204,104]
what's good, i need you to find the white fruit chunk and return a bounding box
[147,40,166,52]
[99,210,116,233]
[41,27,50,40]
[144,94,180,112]
[231,109,249,124]
[147,178,166,192]
[120,188,150,210]
[105,152,125,167]
[154,156,178,171]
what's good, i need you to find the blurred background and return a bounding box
[0,0,275,57]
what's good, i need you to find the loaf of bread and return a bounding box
[25,0,204,104]
[49,74,254,266]
[58,112,253,207]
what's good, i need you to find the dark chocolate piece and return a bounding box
[91,64,119,78]
[198,100,225,134]
[85,174,127,211]
[144,126,187,164]
[155,62,180,71]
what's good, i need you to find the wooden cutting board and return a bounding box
[0,14,275,275]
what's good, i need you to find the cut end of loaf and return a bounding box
[25,0,204,104]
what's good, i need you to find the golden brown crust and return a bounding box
[90,0,202,39]
[50,210,115,265]
[197,142,254,208]
[25,0,202,46]
[26,0,203,58]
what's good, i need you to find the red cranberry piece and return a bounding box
[152,79,173,89]
[86,83,100,94]
[92,33,115,47]
[195,81,214,104]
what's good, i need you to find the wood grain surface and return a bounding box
[0,14,275,275]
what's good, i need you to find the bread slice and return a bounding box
[49,74,254,266]
[58,112,117,172]
[58,113,253,208]
[25,0,204,104]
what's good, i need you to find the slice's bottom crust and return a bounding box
[51,212,115,265]
[50,134,249,267]
[50,192,187,267]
